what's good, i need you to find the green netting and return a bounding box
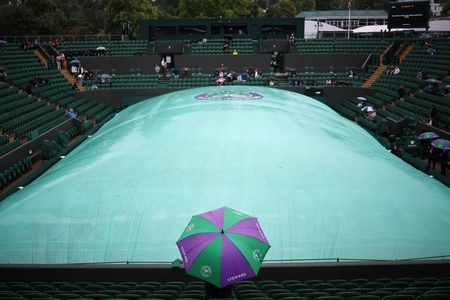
[0,86,449,264]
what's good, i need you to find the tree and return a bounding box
[270,0,297,18]
[442,0,450,16]
[105,0,158,37]
[295,0,315,13]
[315,0,342,11]
[354,0,389,10]
[177,0,251,19]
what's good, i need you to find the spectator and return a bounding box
[398,84,406,101]
[440,151,448,176]
[71,82,80,91]
[161,58,167,76]
[155,64,161,76]
[67,108,77,119]
[0,69,7,82]
[393,66,400,75]
[71,64,78,78]
[430,105,438,120]
[386,65,394,75]
[173,67,179,79]
[416,69,424,79]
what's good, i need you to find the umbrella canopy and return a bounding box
[418,132,439,140]
[361,106,375,113]
[357,97,366,101]
[96,46,106,51]
[69,59,80,65]
[421,33,432,39]
[431,139,450,150]
[182,67,191,72]
[425,78,441,84]
[176,206,270,288]
[0,40,7,44]
[100,74,111,79]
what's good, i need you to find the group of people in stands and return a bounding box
[25,77,50,95]
[63,48,107,58]
[21,40,38,51]
[386,65,400,75]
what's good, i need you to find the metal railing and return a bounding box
[0,35,125,45]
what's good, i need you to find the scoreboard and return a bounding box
[388,1,430,29]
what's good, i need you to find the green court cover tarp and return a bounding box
[0,86,449,264]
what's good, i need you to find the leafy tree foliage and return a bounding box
[295,0,315,13]
[105,0,158,37]
[442,0,450,16]
[178,0,251,19]
[270,0,297,17]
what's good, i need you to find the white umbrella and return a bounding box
[361,106,374,113]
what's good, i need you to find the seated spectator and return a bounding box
[386,65,394,75]
[67,108,77,119]
[393,66,400,75]
[71,82,80,91]
[0,69,7,82]
[183,70,189,79]
[416,69,424,79]
[330,77,337,86]
[269,79,274,86]
[427,46,436,55]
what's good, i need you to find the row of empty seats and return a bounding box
[0,277,449,299]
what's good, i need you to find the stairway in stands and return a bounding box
[61,69,86,92]
[157,75,170,88]
[399,43,414,64]
[362,64,386,88]
[275,74,288,87]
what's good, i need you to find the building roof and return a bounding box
[297,10,388,19]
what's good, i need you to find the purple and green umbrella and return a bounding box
[431,139,450,150]
[418,132,439,140]
[176,206,271,288]
[425,78,441,84]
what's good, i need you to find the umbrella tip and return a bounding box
[221,229,224,234]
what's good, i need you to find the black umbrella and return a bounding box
[337,81,350,87]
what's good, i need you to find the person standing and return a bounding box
[204,281,232,300]
[155,64,161,77]
[398,84,406,101]
[161,58,167,77]
[430,105,438,120]
[440,151,448,176]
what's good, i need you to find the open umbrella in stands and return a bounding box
[431,139,450,150]
[69,59,81,66]
[425,78,441,84]
[361,106,375,113]
[418,132,439,140]
[176,206,271,288]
